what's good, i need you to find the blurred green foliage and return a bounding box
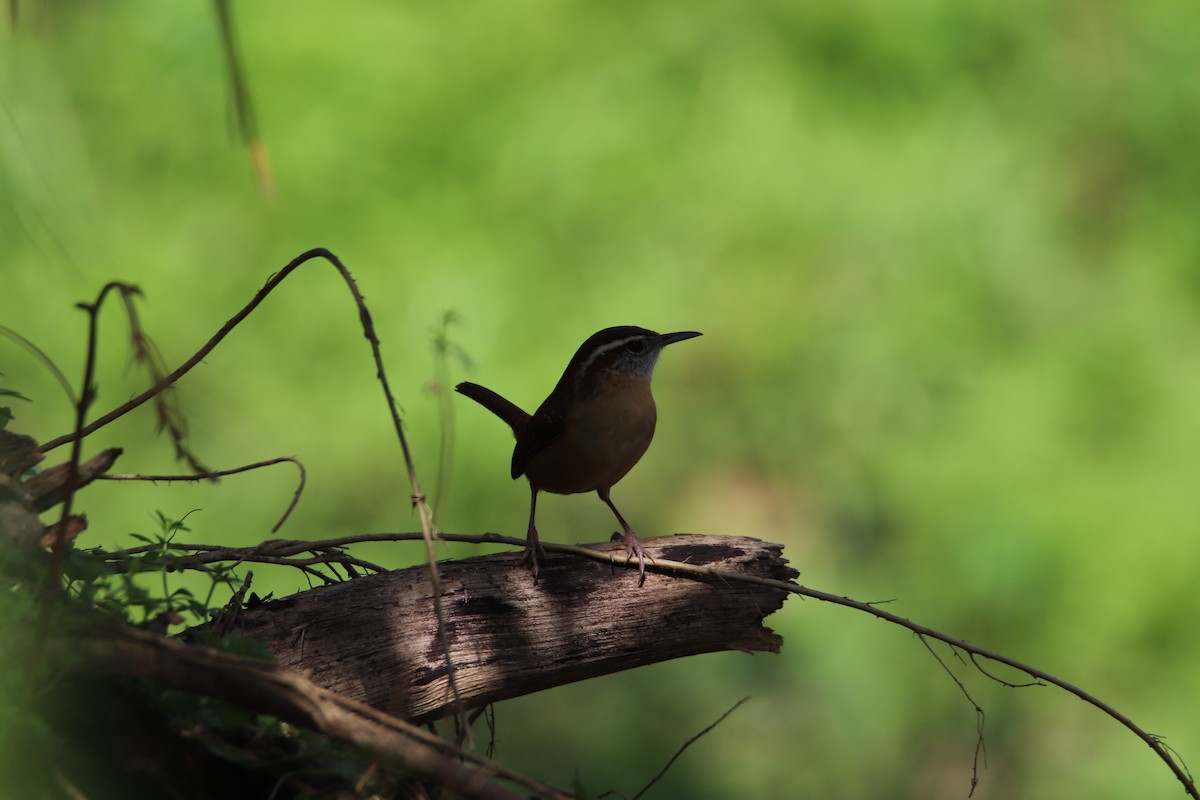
[2,1,1198,797]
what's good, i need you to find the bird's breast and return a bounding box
[524,376,657,494]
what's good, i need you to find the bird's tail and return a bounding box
[455,382,531,434]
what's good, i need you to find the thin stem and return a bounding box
[99,456,307,532]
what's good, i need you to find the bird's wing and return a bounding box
[510,402,565,480]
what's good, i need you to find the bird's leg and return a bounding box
[598,488,648,586]
[521,484,546,582]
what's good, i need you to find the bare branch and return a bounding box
[37,253,328,453]
[103,542,385,580]
[67,622,571,800]
[37,282,140,665]
[918,634,986,797]
[212,0,273,195]
[790,580,1197,798]
[0,325,78,406]
[623,696,749,800]
[99,456,306,532]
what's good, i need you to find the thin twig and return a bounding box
[793,589,1194,798]
[624,696,749,800]
[118,286,210,475]
[968,651,1041,689]
[120,551,338,587]
[343,283,470,745]
[212,0,273,195]
[17,283,140,765]
[40,283,139,618]
[103,543,385,579]
[0,324,78,406]
[99,456,307,532]
[918,635,987,797]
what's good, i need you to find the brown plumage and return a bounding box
[456,325,701,584]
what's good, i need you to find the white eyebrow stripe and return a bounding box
[577,336,643,379]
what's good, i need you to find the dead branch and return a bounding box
[36,251,342,455]
[621,696,750,800]
[230,534,794,724]
[781,583,1198,799]
[24,447,122,512]
[65,621,567,800]
[103,537,388,577]
[98,455,306,532]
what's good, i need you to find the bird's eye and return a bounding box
[624,340,646,353]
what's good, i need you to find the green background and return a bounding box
[3,1,1198,797]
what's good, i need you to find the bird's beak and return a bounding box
[658,331,703,347]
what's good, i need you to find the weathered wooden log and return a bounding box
[235,534,795,723]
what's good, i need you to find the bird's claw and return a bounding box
[614,531,650,587]
[520,538,546,584]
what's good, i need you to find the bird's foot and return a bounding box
[520,531,546,584]
[610,530,650,586]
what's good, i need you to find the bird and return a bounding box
[455,325,701,584]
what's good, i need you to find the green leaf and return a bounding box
[62,548,115,582]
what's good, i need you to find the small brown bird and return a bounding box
[456,325,701,584]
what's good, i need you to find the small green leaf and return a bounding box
[63,548,115,582]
